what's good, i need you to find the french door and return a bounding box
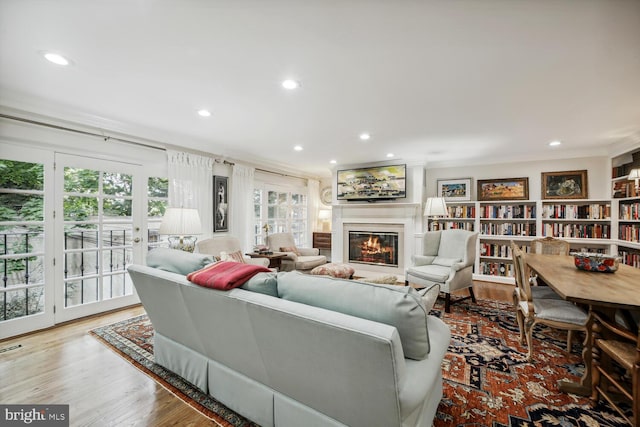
[0,145,54,338]
[53,154,144,323]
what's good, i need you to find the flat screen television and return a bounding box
[337,164,406,201]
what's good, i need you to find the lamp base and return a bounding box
[168,236,197,252]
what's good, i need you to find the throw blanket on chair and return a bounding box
[187,261,270,290]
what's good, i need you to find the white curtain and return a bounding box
[230,163,256,252]
[167,150,214,237]
[307,178,320,237]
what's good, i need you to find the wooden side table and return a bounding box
[313,232,332,262]
[245,252,287,270]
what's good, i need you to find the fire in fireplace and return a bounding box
[348,231,399,267]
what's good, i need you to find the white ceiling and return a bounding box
[1,0,639,177]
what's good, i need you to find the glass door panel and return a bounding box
[0,146,54,339]
[55,154,143,323]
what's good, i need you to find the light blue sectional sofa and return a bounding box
[129,250,451,427]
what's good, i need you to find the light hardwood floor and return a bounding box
[0,281,513,426]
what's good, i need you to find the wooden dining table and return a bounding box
[525,253,640,396]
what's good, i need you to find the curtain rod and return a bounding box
[0,113,165,152]
[255,167,308,180]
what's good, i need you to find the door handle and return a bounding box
[133,237,141,243]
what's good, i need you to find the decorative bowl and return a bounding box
[573,252,620,273]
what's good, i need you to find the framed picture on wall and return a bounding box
[541,170,588,199]
[437,178,472,201]
[477,177,529,201]
[213,175,229,232]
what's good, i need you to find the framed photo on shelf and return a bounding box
[477,177,529,201]
[213,175,229,232]
[541,170,588,200]
[437,178,472,201]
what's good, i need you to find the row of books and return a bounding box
[479,261,514,277]
[612,180,639,198]
[612,165,635,179]
[479,243,530,258]
[440,221,475,231]
[541,204,610,220]
[619,224,640,243]
[542,223,610,239]
[447,205,476,219]
[480,204,535,219]
[619,202,640,220]
[479,223,536,236]
[619,249,640,268]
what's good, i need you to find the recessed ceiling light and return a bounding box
[359,133,371,141]
[329,159,337,164]
[294,145,303,151]
[282,79,300,90]
[197,109,211,117]
[549,140,562,147]
[42,52,70,66]
[386,153,394,158]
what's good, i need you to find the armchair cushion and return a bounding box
[432,257,461,267]
[411,255,436,266]
[407,264,452,283]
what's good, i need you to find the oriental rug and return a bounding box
[90,299,629,426]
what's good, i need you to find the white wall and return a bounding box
[426,156,610,200]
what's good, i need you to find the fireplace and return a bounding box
[348,231,399,267]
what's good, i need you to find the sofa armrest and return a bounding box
[245,257,270,267]
[280,251,299,261]
[297,247,319,256]
[411,255,435,266]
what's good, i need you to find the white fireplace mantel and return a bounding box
[331,202,425,276]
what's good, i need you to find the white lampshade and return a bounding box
[628,168,640,180]
[318,209,331,220]
[159,208,202,236]
[424,197,448,217]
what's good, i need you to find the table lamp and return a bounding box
[159,207,202,252]
[424,197,448,231]
[318,209,331,232]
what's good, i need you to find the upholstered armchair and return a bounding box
[266,232,327,272]
[405,229,478,312]
[195,236,269,267]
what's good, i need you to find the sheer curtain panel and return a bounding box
[230,163,256,251]
[167,150,214,236]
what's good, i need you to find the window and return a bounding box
[253,187,308,247]
[147,176,169,250]
[0,159,45,320]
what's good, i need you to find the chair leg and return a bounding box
[468,286,476,303]
[567,330,573,353]
[404,280,409,287]
[526,320,535,361]
[445,293,451,313]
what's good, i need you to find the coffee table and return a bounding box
[245,252,287,270]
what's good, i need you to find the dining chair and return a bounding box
[529,237,571,287]
[591,311,639,427]
[512,243,589,361]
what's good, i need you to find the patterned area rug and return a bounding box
[90,299,629,427]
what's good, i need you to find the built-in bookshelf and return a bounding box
[611,147,640,267]
[439,202,475,231]
[425,193,640,284]
[541,200,611,240]
[617,196,640,268]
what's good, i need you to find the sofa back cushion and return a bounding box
[240,271,279,297]
[277,272,430,359]
[146,247,214,275]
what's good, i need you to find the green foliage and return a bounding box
[0,160,43,190]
